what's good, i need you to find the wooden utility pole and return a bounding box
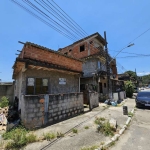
[104,31,110,97]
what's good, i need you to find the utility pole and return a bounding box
[104,31,111,98]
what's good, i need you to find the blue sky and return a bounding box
[1,0,150,81]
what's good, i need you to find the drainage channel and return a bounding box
[41,107,108,150]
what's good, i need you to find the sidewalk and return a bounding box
[25,98,135,150]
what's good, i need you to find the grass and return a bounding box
[81,145,98,150]
[128,112,134,117]
[3,126,38,149]
[57,132,64,138]
[84,126,89,129]
[43,132,56,141]
[72,128,78,134]
[94,117,114,136]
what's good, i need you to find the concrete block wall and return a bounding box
[89,92,99,109]
[21,93,84,129]
[0,84,14,103]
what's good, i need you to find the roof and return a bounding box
[13,58,83,79]
[0,82,13,85]
[20,41,83,62]
[58,32,106,50]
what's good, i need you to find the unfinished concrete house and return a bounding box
[12,42,86,128]
[58,32,125,102]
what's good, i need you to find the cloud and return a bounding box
[137,72,150,76]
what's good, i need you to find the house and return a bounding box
[12,41,98,129]
[58,32,119,101]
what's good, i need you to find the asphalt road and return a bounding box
[110,105,150,150]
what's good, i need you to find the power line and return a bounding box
[50,0,88,36]
[39,0,87,38]
[22,0,78,40]
[109,49,150,56]
[117,54,150,58]
[129,27,150,44]
[11,0,76,41]
[33,0,82,39]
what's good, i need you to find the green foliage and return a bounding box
[142,74,150,84]
[57,132,64,138]
[125,81,134,98]
[3,126,37,149]
[72,128,78,134]
[3,126,28,140]
[0,96,9,108]
[94,117,114,136]
[84,126,89,129]
[124,71,136,80]
[128,112,134,117]
[81,145,98,150]
[43,132,56,141]
[26,133,37,143]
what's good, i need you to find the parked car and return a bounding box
[135,91,150,108]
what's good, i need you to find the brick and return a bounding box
[53,108,59,113]
[28,113,35,118]
[28,104,36,109]
[36,112,43,117]
[34,108,39,113]
[39,99,44,103]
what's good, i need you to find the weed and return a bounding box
[57,132,64,138]
[26,133,37,143]
[0,141,4,149]
[43,132,56,141]
[72,128,78,134]
[84,126,89,129]
[94,117,105,125]
[128,112,133,117]
[109,141,115,147]
[3,126,28,140]
[3,126,38,149]
[100,141,105,145]
[94,118,114,136]
[81,145,98,150]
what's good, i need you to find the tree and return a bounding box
[124,81,134,98]
[124,70,136,80]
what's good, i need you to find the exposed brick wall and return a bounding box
[21,93,84,129]
[59,40,104,59]
[20,45,82,72]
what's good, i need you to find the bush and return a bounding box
[0,96,9,108]
[125,81,134,98]
[3,126,37,149]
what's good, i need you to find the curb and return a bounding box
[98,107,135,150]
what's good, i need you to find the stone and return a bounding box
[109,118,117,131]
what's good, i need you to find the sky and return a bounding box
[1,0,150,82]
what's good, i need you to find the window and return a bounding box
[104,83,106,88]
[26,78,48,95]
[89,41,93,44]
[80,45,85,52]
[69,49,72,52]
